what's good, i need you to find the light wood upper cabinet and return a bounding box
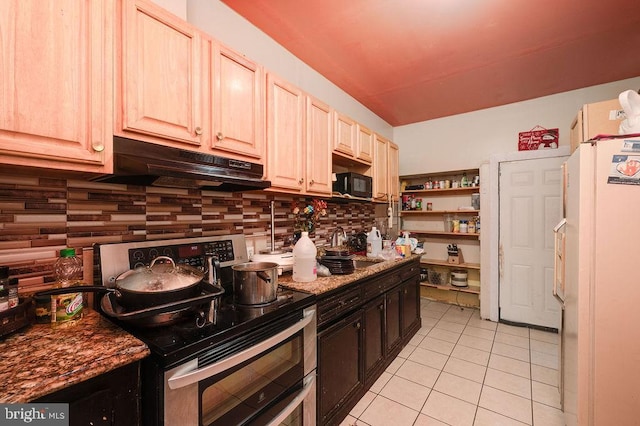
[388,141,399,201]
[305,96,333,196]
[266,74,304,192]
[372,135,399,202]
[0,0,113,172]
[373,134,389,201]
[117,0,209,148]
[212,43,265,160]
[356,124,374,164]
[334,113,357,157]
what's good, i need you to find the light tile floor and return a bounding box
[340,298,564,426]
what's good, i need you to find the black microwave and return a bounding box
[333,172,372,198]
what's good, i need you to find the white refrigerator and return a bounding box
[554,138,640,426]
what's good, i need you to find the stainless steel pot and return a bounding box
[231,262,279,305]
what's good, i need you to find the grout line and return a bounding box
[355,300,558,426]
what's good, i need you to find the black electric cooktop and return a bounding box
[113,288,315,368]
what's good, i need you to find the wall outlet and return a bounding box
[247,246,255,258]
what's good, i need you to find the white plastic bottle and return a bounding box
[366,226,382,258]
[293,232,317,282]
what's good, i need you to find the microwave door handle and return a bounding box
[265,374,315,426]
[167,308,315,390]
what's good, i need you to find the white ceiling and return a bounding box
[221,0,640,126]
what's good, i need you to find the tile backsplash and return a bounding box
[0,173,379,293]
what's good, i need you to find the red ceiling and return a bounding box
[221,0,640,126]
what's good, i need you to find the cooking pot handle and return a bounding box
[35,286,116,297]
[257,271,272,283]
[150,256,176,268]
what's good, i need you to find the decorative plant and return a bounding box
[291,199,327,233]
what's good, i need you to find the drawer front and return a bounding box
[363,275,387,300]
[399,261,420,282]
[318,286,363,327]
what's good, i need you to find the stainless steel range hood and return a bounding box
[93,137,270,191]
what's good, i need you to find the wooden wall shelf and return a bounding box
[404,230,480,239]
[401,209,480,216]
[420,281,480,295]
[402,187,479,196]
[420,259,480,270]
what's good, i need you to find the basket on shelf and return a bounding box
[427,269,449,285]
[0,298,34,339]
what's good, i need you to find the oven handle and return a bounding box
[265,373,315,426]
[167,308,316,390]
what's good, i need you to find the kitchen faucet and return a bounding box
[330,226,347,247]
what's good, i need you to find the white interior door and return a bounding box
[499,156,566,328]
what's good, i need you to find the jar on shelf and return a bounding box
[460,220,468,233]
[461,173,469,187]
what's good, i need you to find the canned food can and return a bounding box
[426,202,433,211]
[445,180,451,188]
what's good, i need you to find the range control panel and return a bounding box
[128,240,235,269]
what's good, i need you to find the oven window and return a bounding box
[200,333,304,426]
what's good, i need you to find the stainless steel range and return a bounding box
[95,235,317,426]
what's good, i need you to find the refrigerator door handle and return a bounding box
[553,218,567,306]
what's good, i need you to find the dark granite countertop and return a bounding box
[279,254,421,295]
[0,310,149,403]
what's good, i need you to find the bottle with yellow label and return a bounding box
[51,248,83,328]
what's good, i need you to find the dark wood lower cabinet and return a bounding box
[34,361,141,426]
[363,297,385,381]
[317,258,421,426]
[401,276,421,337]
[385,285,402,353]
[318,310,364,424]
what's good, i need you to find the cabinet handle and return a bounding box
[92,142,104,152]
[378,304,384,310]
[310,179,315,185]
[355,321,361,329]
[195,127,203,136]
[216,131,223,140]
[299,178,304,184]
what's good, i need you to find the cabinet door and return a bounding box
[334,113,356,156]
[373,134,389,201]
[305,96,333,195]
[318,310,364,424]
[0,0,113,172]
[388,141,400,201]
[401,277,420,337]
[356,124,373,164]
[363,297,385,382]
[266,74,304,191]
[385,286,402,352]
[35,362,140,426]
[212,43,264,161]
[119,0,208,147]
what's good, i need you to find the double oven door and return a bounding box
[161,306,316,426]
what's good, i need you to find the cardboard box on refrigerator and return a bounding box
[570,98,624,153]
